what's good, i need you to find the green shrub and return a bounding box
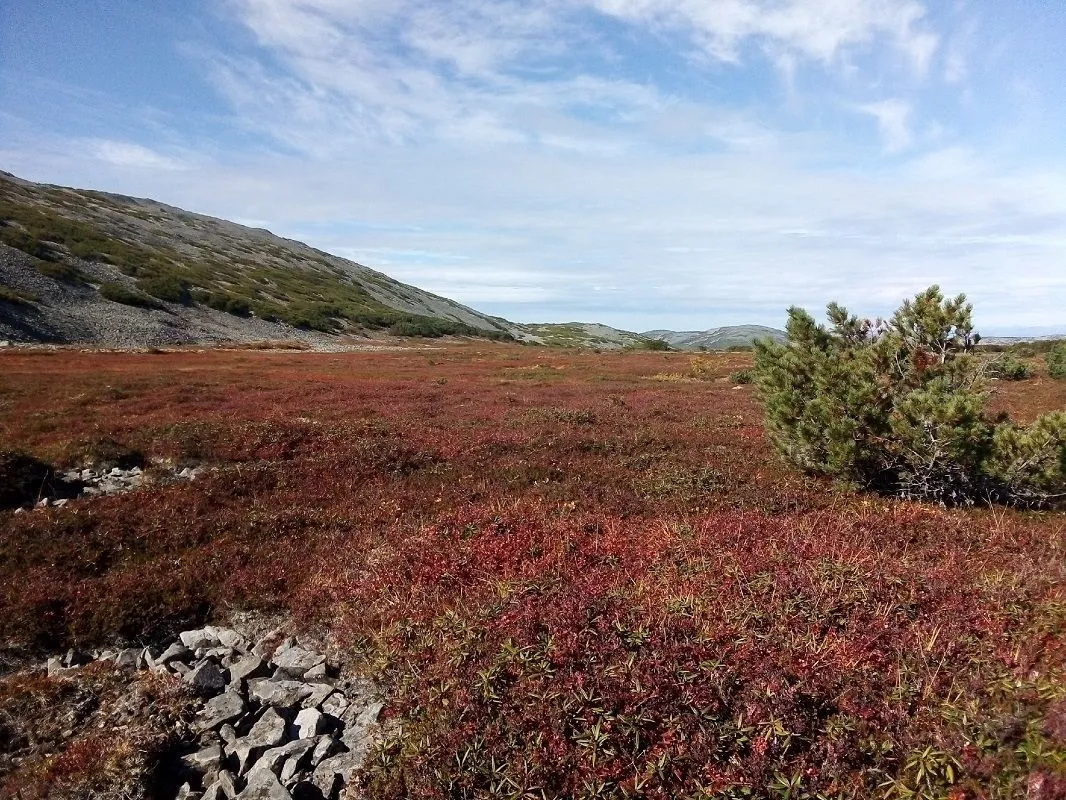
[98,282,161,310]
[194,290,251,317]
[753,286,1066,506]
[280,302,342,332]
[1047,343,1066,380]
[0,285,37,305]
[638,338,671,351]
[985,354,1033,380]
[36,260,87,284]
[729,368,754,384]
[136,274,191,305]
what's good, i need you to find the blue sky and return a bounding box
[2,0,1064,334]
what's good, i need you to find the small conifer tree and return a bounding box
[1047,342,1066,380]
[753,286,1065,506]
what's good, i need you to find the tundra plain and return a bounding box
[1,344,1064,799]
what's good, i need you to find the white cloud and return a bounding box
[856,99,912,152]
[87,140,189,171]
[7,0,1064,333]
[590,0,938,72]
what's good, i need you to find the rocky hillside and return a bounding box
[643,324,786,350]
[518,321,650,349]
[0,171,522,347]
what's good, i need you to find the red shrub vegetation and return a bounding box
[0,344,1064,797]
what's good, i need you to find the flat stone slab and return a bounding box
[249,679,315,709]
[198,691,246,732]
[272,646,326,679]
[235,767,293,800]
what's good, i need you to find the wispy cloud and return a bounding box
[87,140,190,171]
[590,0,938,71]
[856,99,913,152]
[3,0,1064,332]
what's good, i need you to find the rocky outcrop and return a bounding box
[42,626,386,800]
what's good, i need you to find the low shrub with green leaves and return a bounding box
[1048,343,1066,380]
[753,286,1066,506]
[985,353,1033,381]
[36,260,87,284]
[729,368,754,384]
[136,273,191,305]
[98,282,162,310]
[0,285,37,305]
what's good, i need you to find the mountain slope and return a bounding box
[643,324,786,350]
[518,321,650,349]
[0,171,519,346]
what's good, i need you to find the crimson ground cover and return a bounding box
[1,345,1064,798]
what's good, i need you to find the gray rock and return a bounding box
[172,661,192,676]
[235,767,293,800]
[183,743,224,774]
[320,693,349,719]
[198,692,246,732]
[185,660,228,696]
[114,647,142,669]
[229,655,271,686]
[63,648,91,668]
[355,700,384,728]
[293,708,325,739]
[176,782,203,800]
[202,646,237,662]
[246,707,287,750]
[46,656,76,678]
[340,700,383,751]
[272,646,325,680]
[181,628,222,651]
[278,756,302,784]
[300,683,334,710]
[229,742,262,777]
[303,662,328,680]
[159,641,192,664]
[311,751,365,797]
[219,723,239,746]
[249,679,314,709]
[309,734,337,768]
[203,769,239,800]
[254,738,315,777]
[217,628,249,651]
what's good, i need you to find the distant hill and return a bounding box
[643,324,786,350]
[0,171,522,347]
[518,322,649,350]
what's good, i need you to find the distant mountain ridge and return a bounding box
[643,324,786,350]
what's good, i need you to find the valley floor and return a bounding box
[1,344,1064,798]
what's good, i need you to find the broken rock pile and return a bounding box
[47,626,385,800]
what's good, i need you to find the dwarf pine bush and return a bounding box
[753,286,1066,506]
[1048,342,1066,380]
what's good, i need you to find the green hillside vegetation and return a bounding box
[0,183,513,340]
[521,322,648,349]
